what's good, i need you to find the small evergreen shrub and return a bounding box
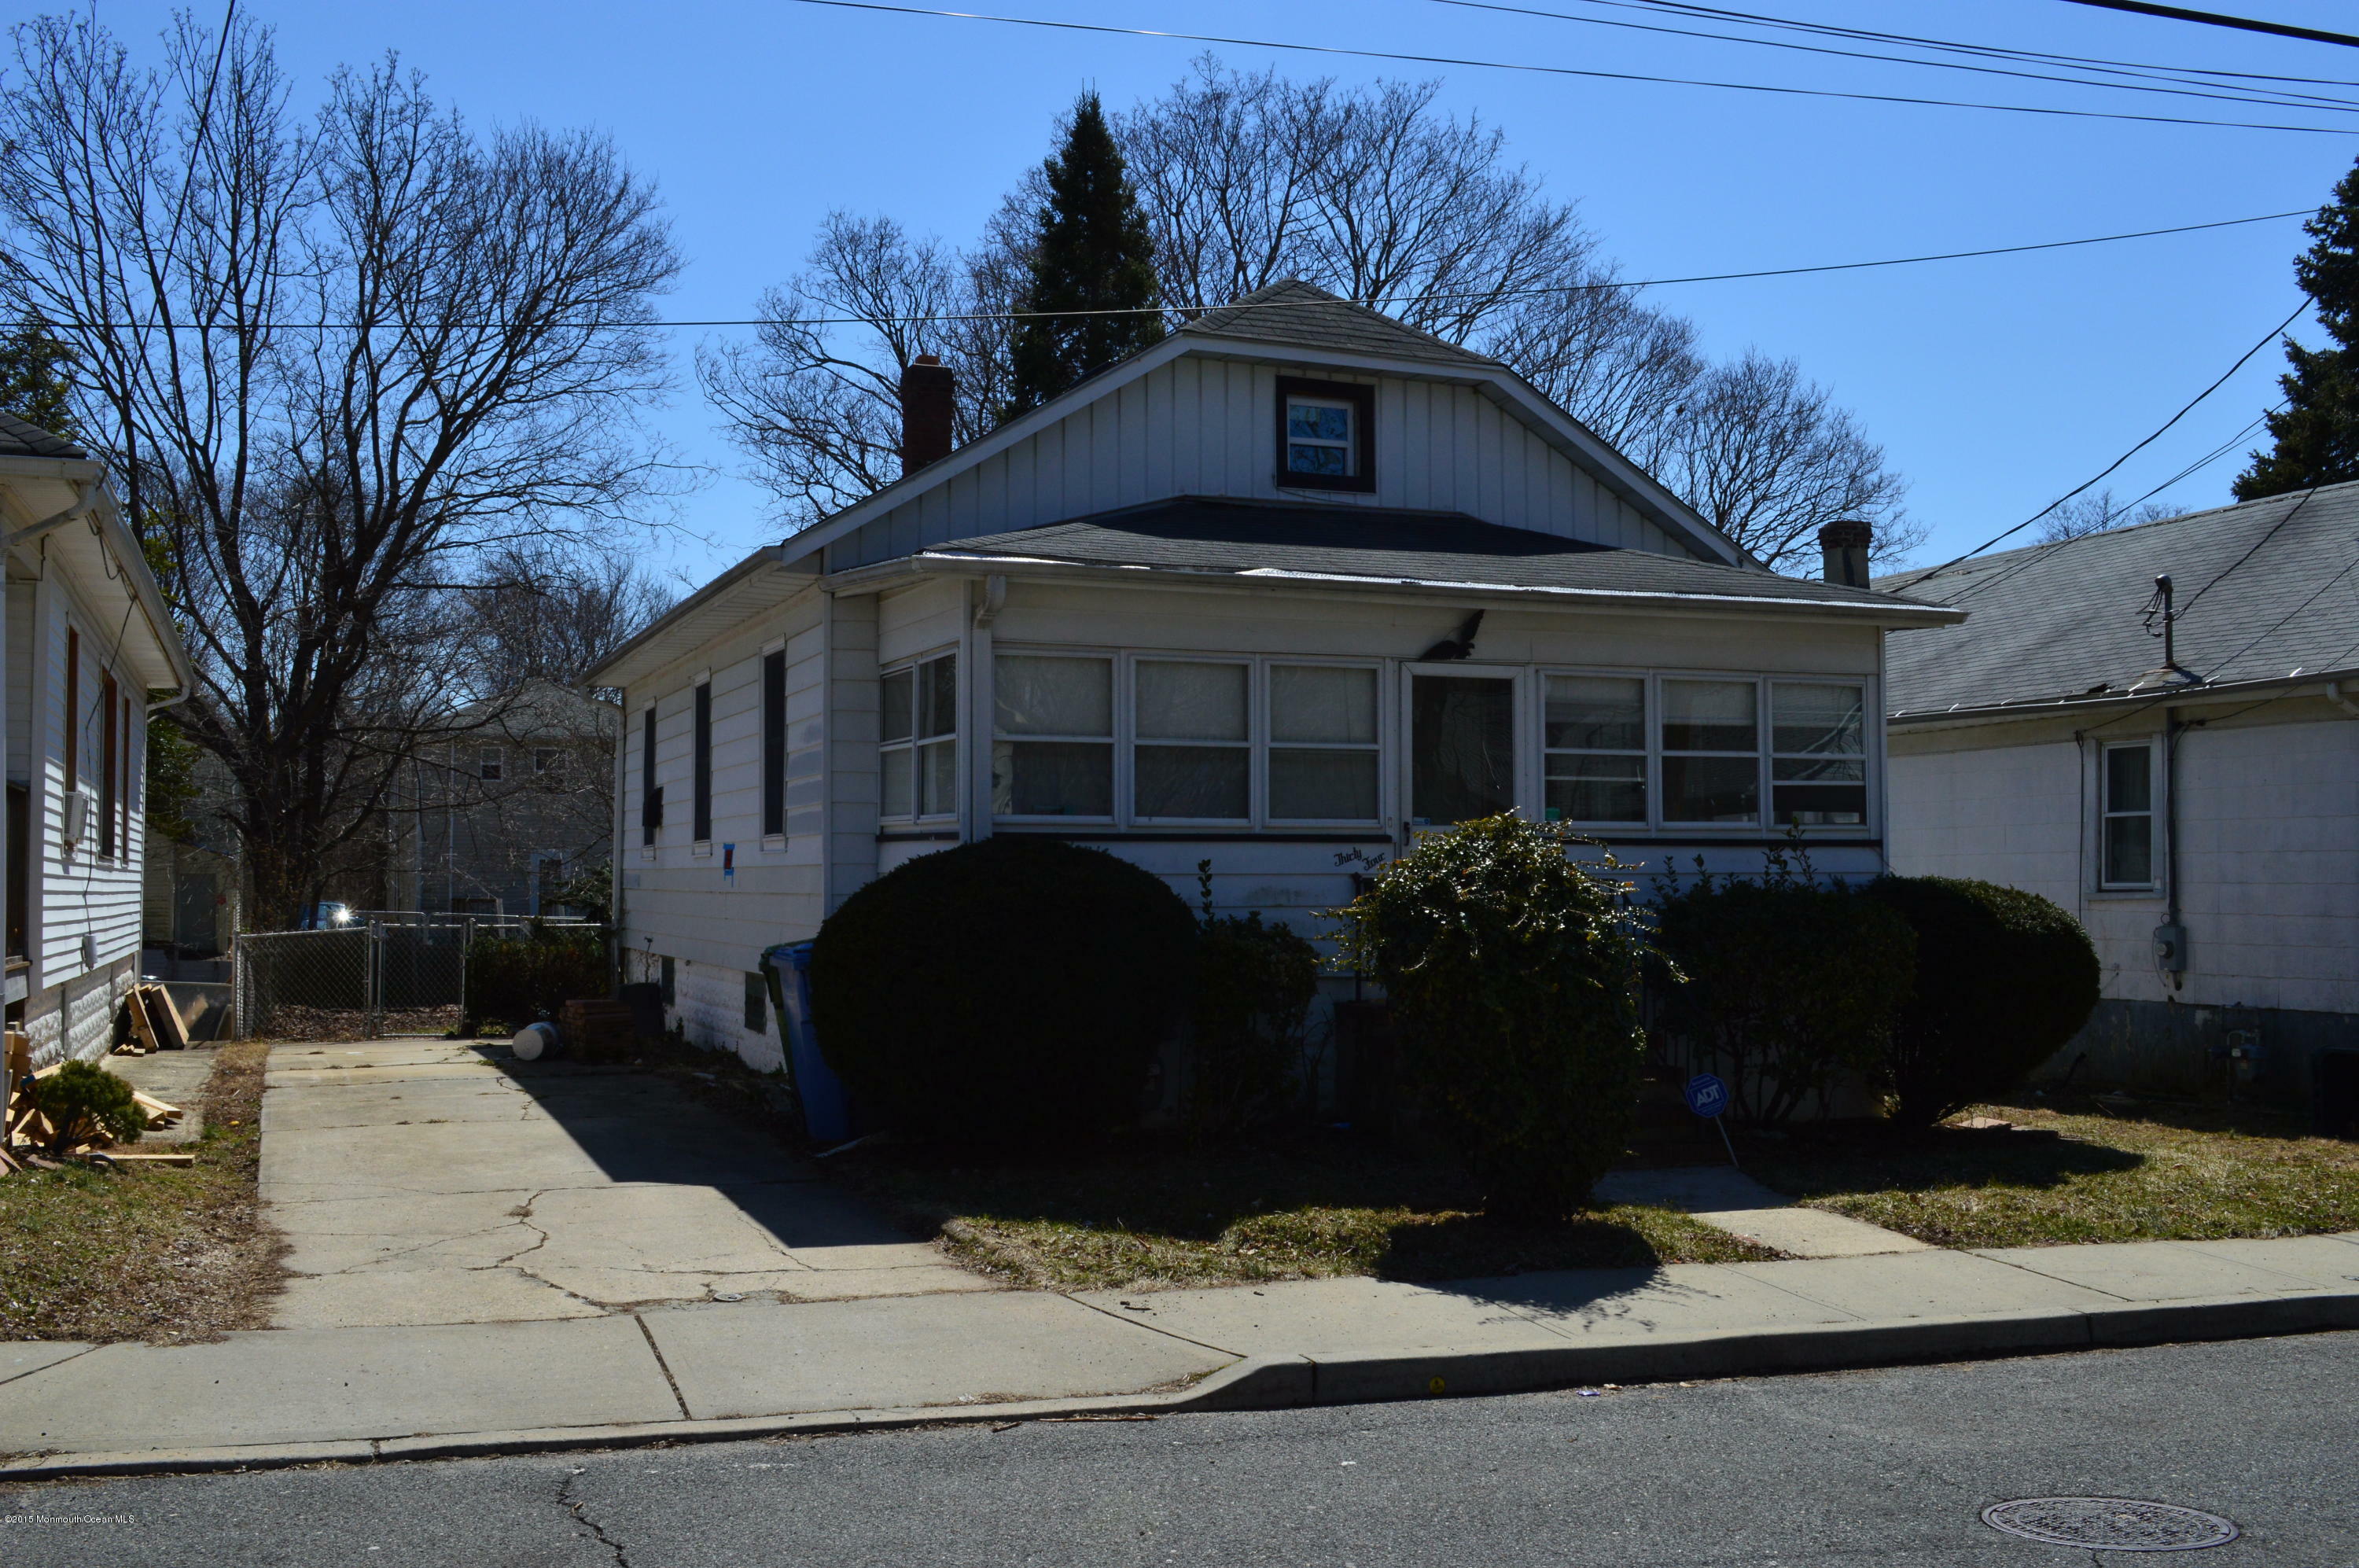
[465,924,609,1034]
[1651,858,1917,1127]
[1331,815,1648,1220]
[1867,875,2101,1126]
[34,1059,147,1154]
[1185,862,1321,1136]
[810,837,1196,1145]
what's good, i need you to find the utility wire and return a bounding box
[777,0,2359,134]
[1429,0,2359,113]
[2054,0,2359,50]
[1609,0,2359,88]
[1904,301,2306,598]
[75,210,2312,333]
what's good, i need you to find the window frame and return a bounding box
[1130,655,1257,826]
[477,745,505,784]
[639,705,661,848]
[2097,738,2161,892]
[1264,660,1386,827]
[691,680,712,845]
[1274,377,1377,494]
[760,648,787,838]
[991,650,1120,824]
[1766,678,1872,830]
[1539,669,1651,830]
[1401,661,1526,831]
[1654,674,1766,830]
[879,648,961,826]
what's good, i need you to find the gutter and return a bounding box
[2328,679,2359,719]
[1890,665,2359,731]
[849,549,1960,628]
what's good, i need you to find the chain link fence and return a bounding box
[232,915,598,1040]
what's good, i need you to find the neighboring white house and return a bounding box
[0,414,194,1068]
[591,282,1957,1070]
[1879,483,2359,1106]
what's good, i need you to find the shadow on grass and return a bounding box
[1739,1117,2145,1204]
[829,1128,1735,1285]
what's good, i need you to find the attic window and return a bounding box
[1275,377,1375,493]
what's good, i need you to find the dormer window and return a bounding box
[1275,377,1375,493]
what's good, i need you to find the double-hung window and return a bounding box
[881,652,957,821]
[1544,675,1646,824]
[2100,742,2156,888]
[478,747,505,783]
[993,654,1113,817]
[639,706,661,845]
[1268,665,1380,822]
[691,681,712,844]
[1275,377,1375,492]
[1660,679,1760,825]
[1134,661,1251,820]
[1770,683,1868,826]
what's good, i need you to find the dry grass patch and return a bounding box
[833,1134,1776,1293]
[1747,1095,2359,1250]
[0,1043,285,1342]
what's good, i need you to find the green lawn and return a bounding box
[1747,1095,2359,1250]
[0,1043,285,1342]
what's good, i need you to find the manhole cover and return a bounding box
[1983,1498,2239,1551]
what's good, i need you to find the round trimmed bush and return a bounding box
[1866,875,2100,1126]
[1332,815,1647,1220]
[810,836,1195,1144]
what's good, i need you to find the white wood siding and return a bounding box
[830,359,1687,569]
[37,575,148,991]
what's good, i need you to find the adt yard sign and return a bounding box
[1684,1073,1730,1118]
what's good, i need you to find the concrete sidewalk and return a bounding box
[5,1231,2354,1479]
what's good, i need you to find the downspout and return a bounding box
[2328,679,2359,720]
[609,687,627,990]
[2162,706,2185,994]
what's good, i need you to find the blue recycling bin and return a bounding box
[762,942,856,1144]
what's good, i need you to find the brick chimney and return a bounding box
[1818,519,1872,587]
[899,355,955,476]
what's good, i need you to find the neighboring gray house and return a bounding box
[1879,483,2359,1106]
[395,679,619,916]
[592,282,1956,1069]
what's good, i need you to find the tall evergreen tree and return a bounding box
[1003,93,1162,419]
[0,318,78,438]
[2236,159,2359,501]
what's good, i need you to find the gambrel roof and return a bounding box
[1878,480,2359,719]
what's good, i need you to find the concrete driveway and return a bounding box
[260,1040,991,1330]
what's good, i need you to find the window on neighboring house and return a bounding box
[881,652,958,821]
[477,747,504,782]
[1135,660,1249,821]
[993,654,1113,817]
[1661,679,1760,824]
[1268,664,1380,822]
[2101,742,2156,888]
[1544,675,1647,824]
[639,705,661,845]
[532,748,562,775]
[761,649,786,837]
[1771,683,1868,826]
[1275,377,1375,492]
[692,680,712,842]
[98,670,118,859]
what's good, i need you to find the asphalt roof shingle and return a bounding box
[1875,480,2359,717]
[923,496,1927,611]
[1177,279,1502,370]
[0,413,85,461]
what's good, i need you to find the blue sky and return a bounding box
[70,0,2359,585]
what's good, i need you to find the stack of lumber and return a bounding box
[558,997,639,1061]
[2,1027,191,1169]
[112,985,191,1055]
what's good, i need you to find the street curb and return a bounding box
[3,1292,2353,1482]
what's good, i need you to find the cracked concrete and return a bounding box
[263,1040,987,1329]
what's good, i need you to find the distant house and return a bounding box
[591,282,1956,1069]
[0,414,194,1066]
[1879,484,2359,1106]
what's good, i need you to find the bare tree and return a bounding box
[0,12,682,926]
[454,540,679,699]
[706,57,1908,569]
[2036,488,2181,543]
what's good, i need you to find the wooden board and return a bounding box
[138,985,191,1051]
[126,992,163,1054]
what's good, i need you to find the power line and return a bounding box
[1904,300,2307,598]
[72,209,2313,333]
[1428,0,2359,113]
[2053,0,2359,50]
[777,0,2358,134]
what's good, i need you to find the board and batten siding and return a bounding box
[617,588,826,978]
[827,358,1687,569]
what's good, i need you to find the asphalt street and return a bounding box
[2,1331,2352,1567]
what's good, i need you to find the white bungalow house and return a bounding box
[1879,483,2359,1111]
[591,282,1957,1069]
[0,414,193,1068]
